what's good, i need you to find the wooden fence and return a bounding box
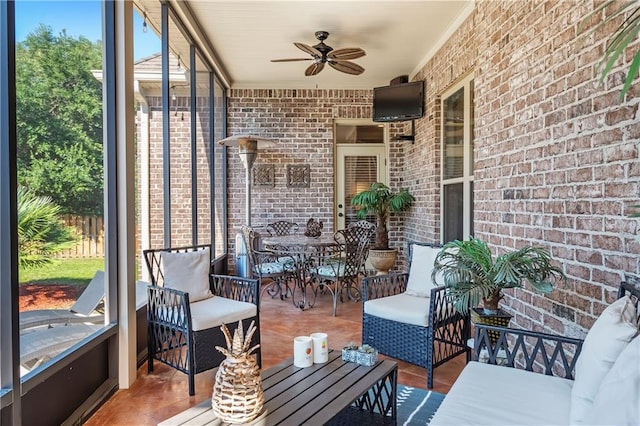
[57,215,104,259]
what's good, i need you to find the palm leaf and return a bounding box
[578,0,640,99]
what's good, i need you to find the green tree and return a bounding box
[16,25,103,215]
[17,187,77,270]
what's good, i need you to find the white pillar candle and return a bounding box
[310,332,328,363]
[293,336,314,367]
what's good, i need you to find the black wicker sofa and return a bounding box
[431,279,640,425]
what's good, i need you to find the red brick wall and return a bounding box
[226,89,407,272]
[402,0,639,336]
[139,95,222,251]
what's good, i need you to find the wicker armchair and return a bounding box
[143,244,260,396]
[362,241,470,389]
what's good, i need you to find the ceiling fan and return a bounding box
[271,31,366,76]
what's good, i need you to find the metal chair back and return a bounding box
[266,220,299,236]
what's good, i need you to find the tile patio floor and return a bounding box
[85,283,467,425]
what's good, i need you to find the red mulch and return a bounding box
[19,284,84,311]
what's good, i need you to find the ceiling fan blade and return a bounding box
[328,60,364,75]
[305,62,325,76]
[294,42,321,57]
[327,48,366,61]
[271,58,313,62]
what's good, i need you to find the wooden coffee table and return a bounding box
[159,350,398,425]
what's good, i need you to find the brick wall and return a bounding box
[139,95,224,252]
[226,89,407,272]
[402,0,639,337]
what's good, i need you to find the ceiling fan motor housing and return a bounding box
[313,31,333,61]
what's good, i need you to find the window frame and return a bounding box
[440,73,474,242]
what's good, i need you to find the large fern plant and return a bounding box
[432,237,566,314]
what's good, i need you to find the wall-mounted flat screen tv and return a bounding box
[372,80,424,122]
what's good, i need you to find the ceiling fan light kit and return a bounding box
[271,31,366,76]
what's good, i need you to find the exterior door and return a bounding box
[335,120,387,230]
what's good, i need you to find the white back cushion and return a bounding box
[405,243,441,298]
[570,295,639,424]
[587,335,640,425]
[160,247,212,302]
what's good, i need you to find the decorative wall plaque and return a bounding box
[287,164,310,188]
[253,164,275,187]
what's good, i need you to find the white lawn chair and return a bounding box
[20,323,103,370]
[20,270,105,331]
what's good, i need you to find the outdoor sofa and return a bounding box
[431,280,640,425]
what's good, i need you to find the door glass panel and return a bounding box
[443,87,464,179]
[344,156,377,226]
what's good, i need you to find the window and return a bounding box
[15,0,106,376]
[441,75,474,242]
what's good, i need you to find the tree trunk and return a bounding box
[482,291,502,314]
[375,214,388,249]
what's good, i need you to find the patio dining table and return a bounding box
[261,234,339,310]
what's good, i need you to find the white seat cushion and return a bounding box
[570,295,639,424]
[189,296,257,332]
[587,335,640,425]
[364,293,430,327]
[405,244,441,298]
[161,248,212,302]
[431,362,574,426]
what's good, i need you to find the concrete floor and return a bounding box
[85,283,467,425]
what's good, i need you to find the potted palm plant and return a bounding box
[351,182,415,274]
[432,237,566,318]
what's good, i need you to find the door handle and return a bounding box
[338,213,344,217]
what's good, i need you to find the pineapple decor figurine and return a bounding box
[211,320,264,424]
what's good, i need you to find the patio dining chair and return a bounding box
[309,227,369,316]
[266,220,299,236]
[347,220,376,275]
[143,244,260,396]
[241,225,295,303]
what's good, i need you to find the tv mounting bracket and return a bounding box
[394,119,415,144]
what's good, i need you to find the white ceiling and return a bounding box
[141,0,475,89]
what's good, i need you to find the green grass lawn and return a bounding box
[19,258,104,286]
